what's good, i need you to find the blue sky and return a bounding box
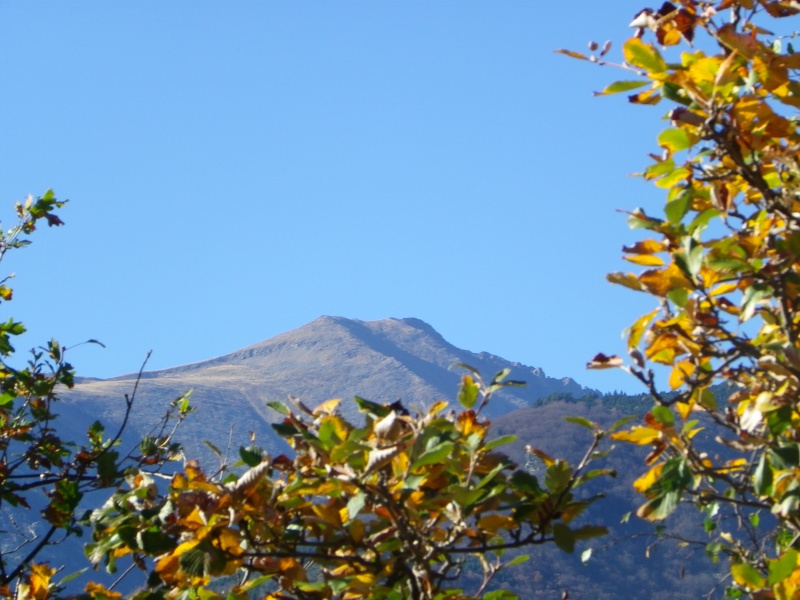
[0,3,668,394]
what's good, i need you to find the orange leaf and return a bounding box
[639,263,692,296]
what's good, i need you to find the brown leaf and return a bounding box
[586,353,624,369]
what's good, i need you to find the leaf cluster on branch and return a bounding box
[84,369,612,600]
[567,1,800,597]
[0,194,193,599]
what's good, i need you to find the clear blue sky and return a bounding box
[0,3,667,394]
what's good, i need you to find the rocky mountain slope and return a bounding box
[64,316,589,461]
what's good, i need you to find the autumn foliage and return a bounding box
[567,1,800,597]
[0,195,192,598]
[84,370,610,600]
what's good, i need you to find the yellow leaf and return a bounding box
[312,501,343,528]
[623,239,666,254]
[624,254,665,266]
[611,427,662,445]
[633,463,664,493]
[753,53,789,92]
[640,263,692,296]
[629,87,662,105]
[428,400,448,416]
[607,272,647,292]
[654,167,691,188]
[313,398,341,416]
[710,282,739,297]
[216,528,244,556]
[84,582,123,600]
[731,563,766,591]
[477,514,516,533]
[669,361,695,390]
[29,564,55,600]
[349,519,365,544]
[688,56,723,83]
[718,458,747,474]
[675,400,693,420]
[626,309,660,348]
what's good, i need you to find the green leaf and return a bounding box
[731,562,766,590]
[594,80,649,96]
[658,128,696,153]
[410,441,454,470]
[266,401,290,415]
[564,416,595,430]
[665,192,692,225]
[506,554,530,567]
[553,523,575,553]
[345,491,366,523]
[610,415,638,433]
[96,450,120,486]
[545,461,572,493]
[458,375,480,409]
[651,405,674,426]
[624,38,667,73]
[204,440,222,457]
[57,569,88,587]
[402,474,426,491]
[138,529,177,555]
[689,209,720,234]
[741,284,772,322]
[753,454,773,496]
[509,469,542,495]
[491,368,511,385]
[239,445,264,467]
[483,434,517,452]
[645,158,676,179]
[354,396,391,418]
[768,549,798,585]
[571,525,609,540]
[667,288,689,308]
[483,591,519,600]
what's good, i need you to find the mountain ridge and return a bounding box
[63,316,592,461]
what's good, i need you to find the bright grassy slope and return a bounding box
[0,3,664,393]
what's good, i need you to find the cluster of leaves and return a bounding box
[84,369,613,600]
[0,194,193,599]
[566,1,800,597]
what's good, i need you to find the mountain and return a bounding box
[63,316,590,461]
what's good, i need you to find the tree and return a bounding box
[565,1,800,597]
[84,369,612,600]
[0,192,192,598]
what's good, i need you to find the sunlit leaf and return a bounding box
[594,80,649,96]
[623,37,667,73]
[731,563,766,590]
